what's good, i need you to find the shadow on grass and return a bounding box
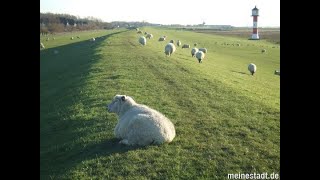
[230,70,249,75]
[40,29,150,179]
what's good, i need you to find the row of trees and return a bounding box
[40,13,114,34]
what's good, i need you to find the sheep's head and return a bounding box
[107,95,125,113]
[107,95,135,114]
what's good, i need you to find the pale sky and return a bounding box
[40,0,280,27]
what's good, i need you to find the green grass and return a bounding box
[40,27,280,179]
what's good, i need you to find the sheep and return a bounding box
[182,44,190,49]
[40,42,45,49]
[191,47,199,57]
[136,28,139,31]
[139,36,147,46]
[177,40,181,47]
[248,63,257,75]
[146,33,153,39]
[137,30,142,34]
[164,43,176,56]
[70,37,74,40]
[236,43,241,46]
[195,51,205,63]
[107,95,176,146]
[91,37,95,42]
[274,70,280,76]
[261,49,267,53]
[169,40,175,44]
[158,37,166,41]
[198,48,207,53]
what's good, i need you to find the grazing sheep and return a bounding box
[158,37,166,41]
[195,51,205,63]
[107,95,176,146]
[177,40,182,47]
[248,63,257,75]
[261,49,267,53]
[198,48,207,53]
[165,43,176,56]
[146,33,153,39]
[170,40,175,44]
[40,42,45,49]
[139,36,147,46]
[191,47,199,57]
[70,37,74,40]
[136,28,139,31]
[274,70,280,76]
[91,37,96,42]
[182,44,190,49]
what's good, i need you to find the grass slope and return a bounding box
[40,27,280,179]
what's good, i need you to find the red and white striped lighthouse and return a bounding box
[251,6,259,40]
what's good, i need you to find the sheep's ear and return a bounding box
[121,96,126,101]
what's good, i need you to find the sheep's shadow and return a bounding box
[230,70,249,75]
[81,137,149,157]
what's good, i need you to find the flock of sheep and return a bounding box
[137,28,208,63]
[40,29,279,76]
[136,28,279,76]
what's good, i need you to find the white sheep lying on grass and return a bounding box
[107,95,176,146]
[158,37,166,41]
[182,44,190,49]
